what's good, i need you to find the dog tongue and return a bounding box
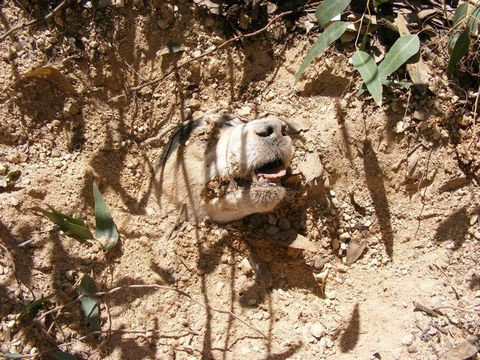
[257,164,287,181]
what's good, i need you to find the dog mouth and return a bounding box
[252,158,287,183]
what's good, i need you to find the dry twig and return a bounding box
[109,2,320,102]
[0,0,70,43]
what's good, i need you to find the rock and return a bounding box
[445,341,478,359]
[401,334,415,346]
[0,163,8,176]
[188,98,201,110]
[237,106,251,117]
[7,152,27,164]
[473,231,480,240]
[311,322,326,339]
[325,290,336,300]
[470,215,478,225]
[324,336,334,348]
[413,110,425,121]
[239,258,253,276]
[339,232,351,240]
[277,217,291,231]
[406,345,417,354]
[314,256,329,270]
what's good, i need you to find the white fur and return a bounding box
[159,113,293,223]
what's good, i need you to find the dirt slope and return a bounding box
[0,1,479,359]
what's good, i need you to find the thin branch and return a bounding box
[109,2,321,102]
[95,284,267,338]
[0,0,70,43]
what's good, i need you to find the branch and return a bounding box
[35,283,267,339]
[0,0,70,43]
[109,2,321,102]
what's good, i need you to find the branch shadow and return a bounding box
[433,206,469,250]
[339,303,360,353]
[362,139,393,258]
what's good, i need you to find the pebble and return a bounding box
[0,163,7,175]
[239,258,253,275]
[237,106,252,117]
[401,334,415,346]
[339,232,351,240]
[324,336,334,348]
[314,256,329,270]
[325,290,336,300]
[311,322,326,339]
[188,98,201,109]
[473,231,480,240]
[413,110,425,121]
[406,345,417,354]
[470,215,478,225]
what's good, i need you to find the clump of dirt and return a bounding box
[0,1,479,359]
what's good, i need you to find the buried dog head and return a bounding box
[159,113,293,223]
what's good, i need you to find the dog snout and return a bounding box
[252,119,288,138]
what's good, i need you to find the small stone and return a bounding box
[311,322,326,339]
[401,334,415,346]
[413,110,425,121]
[7,320,16,328]
[65,270,75,281]
[0,163,8,175]
[470,215,478,225]
[237,106,251,117]
[188,98,201,110]
[339,232,351,240]
[239,258,253,275]
[395,121,405,133]
[467,334,478,344]
[324,336,334,348]
[474,231,480,240]
[314,256,329,270]
[325,290,336,300]
[7,152,27,164]
[277,218,291,231]
[406,345,417,354]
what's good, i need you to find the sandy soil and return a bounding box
[0,1,479,359]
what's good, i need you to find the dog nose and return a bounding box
[253,119,286,138]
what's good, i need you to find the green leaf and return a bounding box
[315,0,351,27]
[378,35,420,80]
[374,0,390,8]
[52,352,77,360]
[166,43,183,54]
[295,21,349,83]
[352,50,383,105]
[77,275,100,332]
[0,168,21,190]
[452,3,469,28]
[383,80,413,88]
[0,354,25,359]
[20,294,54,319]
[39,206,94,240]
[467,6,480,35]
[447,30,470,76]
[93,184,119,250]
